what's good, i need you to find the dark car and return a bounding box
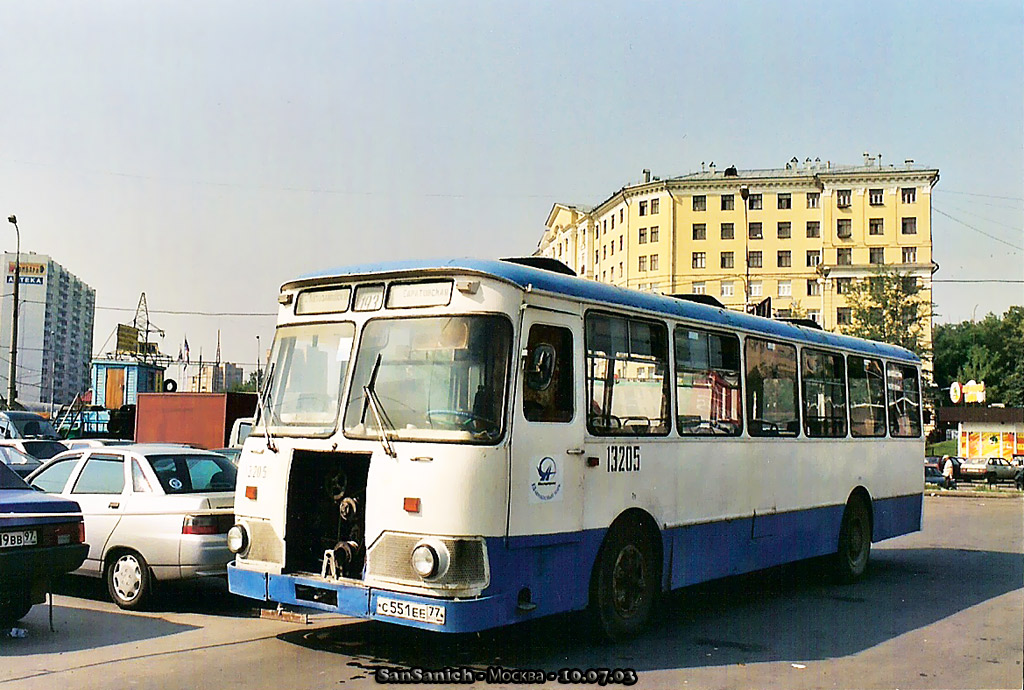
[0,462,88,625]
[0,445,42,478]
[924,465,945,488]
[1015,467,1024,491]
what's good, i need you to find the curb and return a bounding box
[924,489,1022,500]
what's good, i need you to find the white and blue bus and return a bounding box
[227,258,923,639]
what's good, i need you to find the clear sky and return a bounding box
[1,0,1021,375]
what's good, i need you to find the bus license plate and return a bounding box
[375,597,446,626]
[0,530,38,549]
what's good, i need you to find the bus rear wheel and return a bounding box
[834,496,872,583]
[590,521,658,641]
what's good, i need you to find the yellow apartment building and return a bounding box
[537,156,939,352]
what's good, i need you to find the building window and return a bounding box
[807,192,820,209]
[638,228,647,244]
[902,276,918,291]
[650,198,660,214]
[721,194,735,211]
[650,254,659,271]
[748,222,763,240]
[610,242,614,256]
[611,215,615,229]
[748,193,762,210]
[602,246,607,260]
[619,236,623,251]
[692,195,706,212]
[692,252,706,269]
[777,221,791,239]
[721,222,735,240]
[620,209,624,223]
[806,221,820,238]
[807,279,821,296]
[619,261,623,275]
[692,281,706,295]
[639,201,648,216]
[638,256,647,272]
[602,219,607,234]
[778,280,792,297]
[595,250,599,265]
[836,307,852,325]
[902,247,917,263]
[869,188,884,205]
[837,219,852,238]
[902,187,917,203]
[649,227,659,242]
[902,217,917,234]
[837,247,852,265]
[777,250,792,268]
[869,218,884,235]
[806,250,822,267]
[778,193,792,209]
[721,251,734,269]
[807,309,821,325]
[693,223,707,240]
[836,189,851,207]
[869,247,884,264]
[748,251,763,268]
[835,277,852,294]
[721,281,735,297]
[750,281,762,297]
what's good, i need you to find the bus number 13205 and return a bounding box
[607,445,641,473]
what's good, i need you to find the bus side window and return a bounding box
[744,338,799,437]
[523,324,574,423]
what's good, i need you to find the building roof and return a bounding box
[291,258,920,363]
[936,407,1024,424]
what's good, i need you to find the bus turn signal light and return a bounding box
[245,486,258,500]
[403,497,421,513]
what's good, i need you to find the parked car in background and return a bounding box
[0,411,59,440]
[0,438,71,462]
[983,457,1017,484]
[62,439,133,451]
[1016,467,1024,491]
[210,447,241,465]
[958,457,990,481]
[26,445,236,610]
[0,445,43,478]
[0,462,88,625]
[924,465,946,488]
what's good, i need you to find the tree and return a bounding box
[839,269,933,360]
[229,370,260,393]
[933,306,1024,407]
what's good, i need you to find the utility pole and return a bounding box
[739,186,750,306]
[6,215,21,410]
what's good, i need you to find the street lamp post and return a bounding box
[6,215,21,410]
[739,186,750,306]
[255,335,262,391]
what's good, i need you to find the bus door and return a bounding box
[507,308,585,540]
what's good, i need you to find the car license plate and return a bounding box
[375,597,446,625]
[0,530,38,549]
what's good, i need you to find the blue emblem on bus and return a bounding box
[531,457,561,502]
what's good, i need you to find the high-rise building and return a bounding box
[537,157,939,350]
[188,362,243,393]
[0,252,96,406]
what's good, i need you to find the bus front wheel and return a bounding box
[590,521,658,641]
[834,496,872,583]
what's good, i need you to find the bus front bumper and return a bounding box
[228,563,517,633]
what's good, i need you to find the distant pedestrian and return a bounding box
[942,455,957,490]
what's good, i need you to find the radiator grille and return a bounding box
[366,532,488,592]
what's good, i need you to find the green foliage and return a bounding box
[840,269,932,359]
[229,370,260,393]
[933,306,1024,407]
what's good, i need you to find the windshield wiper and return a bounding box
[256,362,278,452]
[360,354,396,458]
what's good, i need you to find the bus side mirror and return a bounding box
[525,344,556,391]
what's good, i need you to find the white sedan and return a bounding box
[27,444,236,609]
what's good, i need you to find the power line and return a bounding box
[935,188,1023,203]
[933,207,1023,252]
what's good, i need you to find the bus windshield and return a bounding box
[262,322,356,434]
[343,315,511,444]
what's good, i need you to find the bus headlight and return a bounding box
[227,524,249,555]
[411,539,450,580]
